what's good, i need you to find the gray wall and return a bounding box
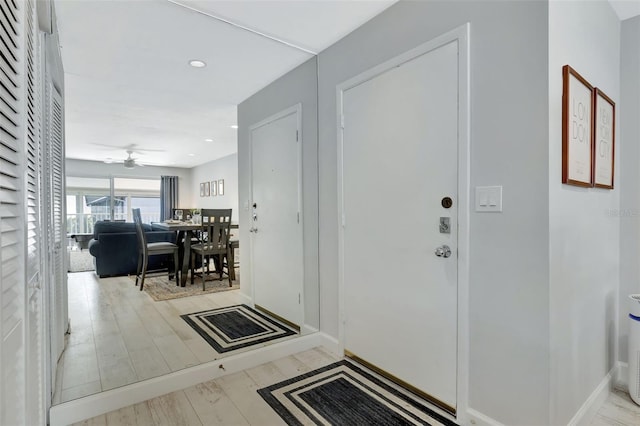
[548,2,621,424]
[188,153,238,215]
[619,15,640,365]
[238,57,319,330]
[316,1,550,424]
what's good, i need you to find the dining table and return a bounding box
[153,221,238,286]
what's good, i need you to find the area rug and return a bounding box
[129,273,240,301]
[258,360,458,426]
[181,304,297,354]
[67,250,95,273]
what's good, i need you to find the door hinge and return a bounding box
[340,114,345,129]
[297,212,300,223]
[296,130,299,142]
[298,293,301,304]
[342,213,346,227]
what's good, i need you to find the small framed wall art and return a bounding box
[593,88,615,189]
[204,181,210,197]
[211,180,217,196]
[218,179,224,196]
[562,65,594,187]
[199,183,205,197]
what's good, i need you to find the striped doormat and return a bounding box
[181,304,297,354]
[258,360,458,426]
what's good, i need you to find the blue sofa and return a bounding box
[88,221,177,278]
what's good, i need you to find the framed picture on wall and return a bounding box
[562,65,594,187]
[204,181,210,197]
[211,180,217,196]
[199,183,205,197]
[218,179,224,196]
[593,88,615,189]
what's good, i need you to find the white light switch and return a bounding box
[475,186,502,212]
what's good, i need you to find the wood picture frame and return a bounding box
[562,65,594,187]
[204,181,210,197]
[211,180,217,196]
[199,183,205,197]
[593,88,615,189]
[218,179,224,196]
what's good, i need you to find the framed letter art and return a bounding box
[593,88,615,189]
[562,65,594,187]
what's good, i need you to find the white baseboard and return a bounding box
[466,408,506,426]
[49,333,324,426]
[301,324,318,335]
[617,362,629,389]
[318,331,341,357]
[567,364,617,426]
[237,291,253,306]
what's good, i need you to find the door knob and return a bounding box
[435,245,452,258]
[249,227,258,233]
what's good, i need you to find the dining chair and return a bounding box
[190,209,233,289]
[133,208,180,290]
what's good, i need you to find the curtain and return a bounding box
[160,176,178,221]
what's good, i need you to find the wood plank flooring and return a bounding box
[55,271,292,404]
[71,347,340,426]
[591,387,640,425]
[75,370,640,426]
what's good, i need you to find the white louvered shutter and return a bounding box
[44,76,66,373]
[24,0,45,423]
[0,0,26,424]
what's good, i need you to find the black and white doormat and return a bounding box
[258,360,458,426]
[181,304,296,354]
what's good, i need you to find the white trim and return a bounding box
[617,361,629,389]
[567,364,617,426]
[456,22,472,426]
[318,332,341,358]
[236,289,254,307]
[248,103,306,329]
[336,23,471,418]
[466,408,506,426]
[49,332,324,426]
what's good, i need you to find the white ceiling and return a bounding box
[56,0,397,168]
[609,0,640,20]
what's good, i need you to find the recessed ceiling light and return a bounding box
[230,125,238,129]
[204,138,214,142]
[188,153,195,157]
[189,59,206,68]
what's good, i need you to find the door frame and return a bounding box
[248,103,305,326]
[336,23,470,422]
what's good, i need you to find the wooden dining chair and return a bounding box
[190,209,233,289]
[133,208,180,290]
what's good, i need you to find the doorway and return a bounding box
[338,26,470,415]
[250,104,304,330]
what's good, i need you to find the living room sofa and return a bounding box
[88,221,177,278]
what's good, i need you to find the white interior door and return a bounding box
[341,39,460,412]
[250,106,303,329]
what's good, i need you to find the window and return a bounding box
[66,177,161,232]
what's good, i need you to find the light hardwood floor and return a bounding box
[71,351,640,426]
[591,387,640,425]
[71,347,340,426]
[55,271,296,404]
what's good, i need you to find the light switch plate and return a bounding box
[475,186,502,212]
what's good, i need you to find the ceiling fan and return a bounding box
[93,144,164,168]
[102,150,147,168]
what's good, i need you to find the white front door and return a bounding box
[341,38,461,413]
[250,106,304,329]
